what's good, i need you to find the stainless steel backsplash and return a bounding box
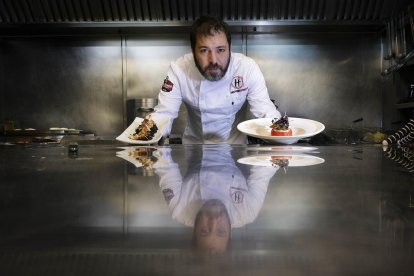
[0,32,385,137]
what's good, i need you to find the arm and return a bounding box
[246,60,281,119]
[231,166,278,227]
[245,166,278,200]
[151,62,184,136]
[153,148,183,206]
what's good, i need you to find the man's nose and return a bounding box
[208,51,217,64]
[207,217,218,230]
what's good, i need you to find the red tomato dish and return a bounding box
[271,128,293,136]
[270,115,292,136]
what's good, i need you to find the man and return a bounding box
[152,16,281,144]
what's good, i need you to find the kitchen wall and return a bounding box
[248,33,382,129]
[0,37,124,136]
[0,31,385,137]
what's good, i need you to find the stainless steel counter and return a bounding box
[0,143,413,275]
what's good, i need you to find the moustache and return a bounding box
[207,63,221,70]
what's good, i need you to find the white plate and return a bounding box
[237,154,325,167]
[116,117,169,144]
[246,146,319,152]
[237,117,325,145]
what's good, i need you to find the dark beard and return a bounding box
[194,54,231,81]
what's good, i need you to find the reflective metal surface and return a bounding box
[0,143,413,275]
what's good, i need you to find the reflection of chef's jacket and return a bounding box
[154,146,278,228]
[151,53,281,144]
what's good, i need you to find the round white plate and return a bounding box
[237,117,325,144]
[237,154,325,167]
[246,146,319,152]
[116,117,169,145]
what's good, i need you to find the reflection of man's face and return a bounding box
[194,199,231,254]
[193,31,231,81]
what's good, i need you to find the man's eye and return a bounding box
[216,228,227,236]
[200,49,207,53]
[199,228,209,236]
[218,48,226,53]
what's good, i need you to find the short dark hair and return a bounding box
[190,16,231,52]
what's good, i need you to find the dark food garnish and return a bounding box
[271,158,289,168]
[271,115,289,130]
[129,148,158,168]
[129,115,158,141]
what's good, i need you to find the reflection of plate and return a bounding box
[246,146,319,152]
[116,117,169,144]
[116,146,158,168]
[237,117,325,145]
[237,154,325,167]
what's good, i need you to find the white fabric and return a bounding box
[152,53,281,144]
[154,146,278,228]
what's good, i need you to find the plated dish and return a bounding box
[116,117,169,144]
[237,154,325,168]
[237,117,325,144]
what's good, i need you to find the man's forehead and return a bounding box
[196,31,228,46]
[199,29,224,36]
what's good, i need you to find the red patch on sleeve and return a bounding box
[161,76,173,92]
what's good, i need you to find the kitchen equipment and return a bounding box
[396,13,407,62]
[3,120,14,133]
[384,21,394,60]
[2,128,95,145]
[409,84,414,100]
[127,98,158,126]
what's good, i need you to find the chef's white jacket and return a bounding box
[152,52,281,144]
[153,145,278,228]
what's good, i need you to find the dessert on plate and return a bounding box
[270,114,292,136]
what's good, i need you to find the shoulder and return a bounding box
[170,53,197,76]
[231,53,256,64]
[172,53,194,68]
[231,53,259,70]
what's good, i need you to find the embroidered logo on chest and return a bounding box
[230,76,248,94]
[232,76,243,89]
[231,190,244,204]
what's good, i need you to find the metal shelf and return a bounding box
[396,101,414,109]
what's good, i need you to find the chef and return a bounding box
[151,15,281,144]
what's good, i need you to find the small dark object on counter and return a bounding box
[68,142,79,158]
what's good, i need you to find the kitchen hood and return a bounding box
[0,0,413,35]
